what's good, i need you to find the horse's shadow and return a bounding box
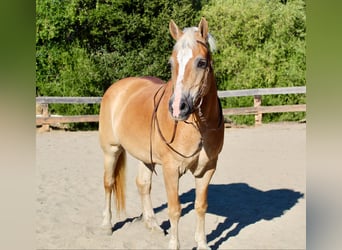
[154,182,304,249]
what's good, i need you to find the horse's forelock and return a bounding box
[174,27,197,51]
[173,26,216,53]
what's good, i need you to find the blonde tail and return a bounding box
[113,150,126,214]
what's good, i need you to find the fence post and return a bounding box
[41,103,50,132]
[254,95,262,125]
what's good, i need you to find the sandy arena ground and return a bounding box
[36,122,306,249]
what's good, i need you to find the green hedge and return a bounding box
[202,0,306,124]
[36,0,306,128]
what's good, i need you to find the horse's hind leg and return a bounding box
[101,145,123,235]
[136,161,161,231]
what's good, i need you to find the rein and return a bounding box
[149,85,203,169]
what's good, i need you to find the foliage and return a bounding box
[36,0,203,129]
[36,0,306,129]
[202,0,306,124]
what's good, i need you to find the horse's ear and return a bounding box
[198,17,209,41]
[169,20,183,41]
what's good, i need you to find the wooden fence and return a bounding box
[36,86,306,130]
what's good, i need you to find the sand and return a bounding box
[36,122,306,249]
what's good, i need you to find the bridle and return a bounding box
[190,40,223,128]
[148,39,222,169]
[192,40,212,107]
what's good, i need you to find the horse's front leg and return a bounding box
[163,164,181,249]
[194,160,217,250]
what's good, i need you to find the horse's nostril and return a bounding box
[180,102,186,111]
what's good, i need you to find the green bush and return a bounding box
[36,0,306,129]
[36,0,203,129]
[202,0,306,124]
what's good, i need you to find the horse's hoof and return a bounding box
[196,242,210,250]
[149,224,164,235]
[100,225,113,235]
[133,214,143,223]
[168,239,180,250]
[145,218,163,232]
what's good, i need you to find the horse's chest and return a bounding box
[178,145,214,177]
[188,132,224,177]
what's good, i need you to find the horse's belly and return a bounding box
[119,133,152,164]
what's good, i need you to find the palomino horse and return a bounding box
[99,18,224,249]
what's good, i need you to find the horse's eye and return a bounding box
[197,59,207,69]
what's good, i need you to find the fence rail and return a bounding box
[36,96,102,104]
[36,86,306,130]
[217,86,306,98]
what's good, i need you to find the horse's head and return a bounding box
[168,17,215,121]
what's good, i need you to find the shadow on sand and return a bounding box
[154,182,304,249]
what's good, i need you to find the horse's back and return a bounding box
[102,76,165,98]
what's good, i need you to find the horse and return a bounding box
[98,17,224,249]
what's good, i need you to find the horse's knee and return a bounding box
[195,201,208,215]
[136,162,153,195]
[136,178,151,195]
[168,203,181,221]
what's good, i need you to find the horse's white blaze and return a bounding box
[172,47,193,117]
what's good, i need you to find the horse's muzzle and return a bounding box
[168,94,194,121]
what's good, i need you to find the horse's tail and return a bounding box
[113,150,126,214]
